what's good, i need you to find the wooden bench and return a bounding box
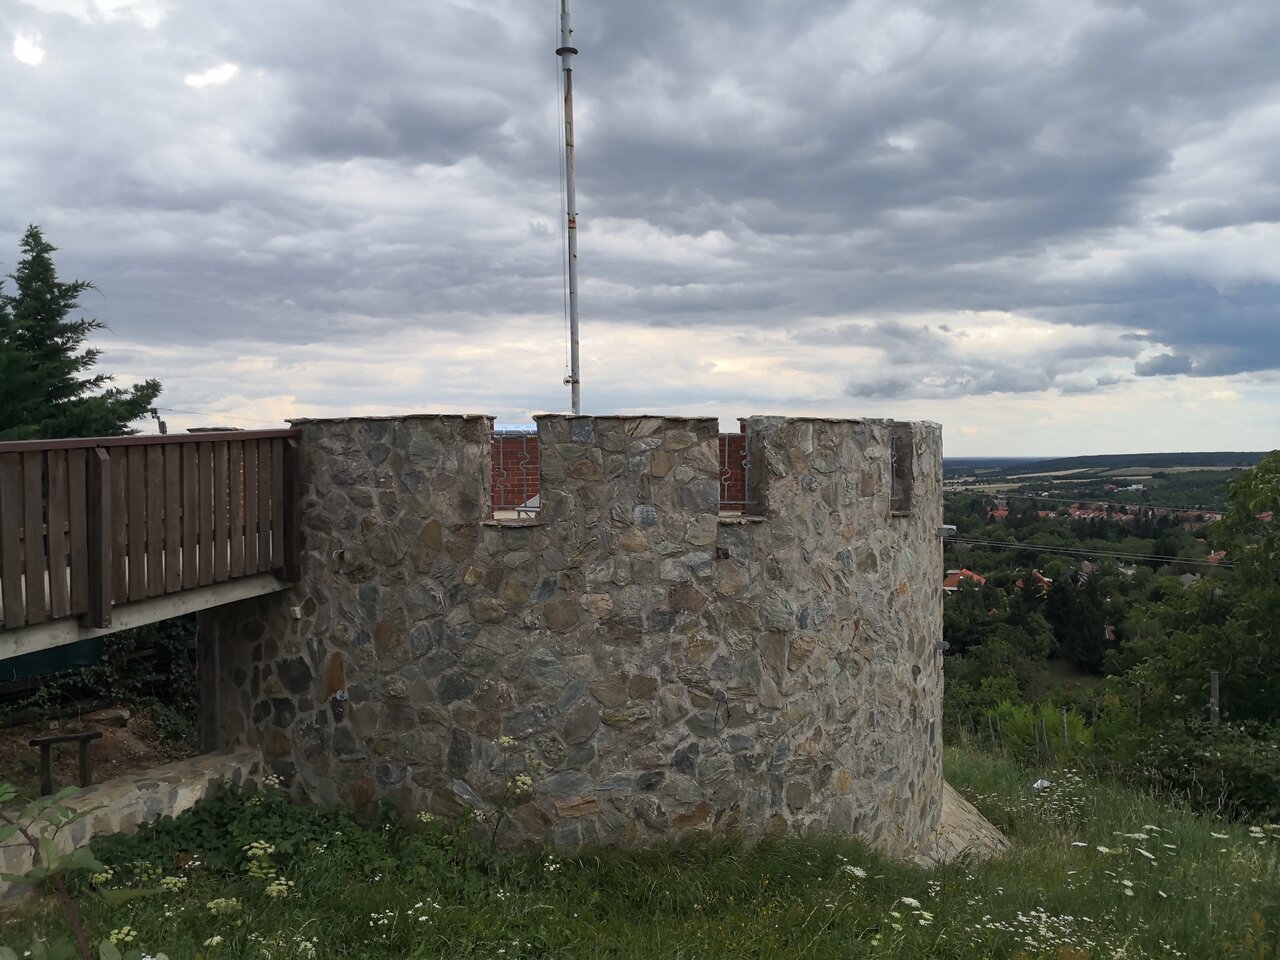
[28,730,103,796]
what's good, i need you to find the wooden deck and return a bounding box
[0,430,300,659]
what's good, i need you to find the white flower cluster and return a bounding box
[109,926,137,945]
[243,840,276,859]
[207,897,242,916]
[509,773,534,796]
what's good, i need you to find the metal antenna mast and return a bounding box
[558,0,581,414]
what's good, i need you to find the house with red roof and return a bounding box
[1014,570,1053,596]
[943,568,987,593]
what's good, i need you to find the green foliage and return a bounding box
[0,225,160,440]
[8,754,1280,959]
[0,617,197,753]
[91,782,362,876]
[1090,707,1280,821]
[1108,451,1280,729]
[0,781,143,960]
[1045,575,1114,672]
[945,452,1280,821]
[90,782,525,895]
[990,701,1094,763]
[0,784,104,889]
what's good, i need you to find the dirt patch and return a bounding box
[0,706,199,799]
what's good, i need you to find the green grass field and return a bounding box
[4,748,1278,959]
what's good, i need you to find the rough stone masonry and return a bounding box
[200,414,946,859]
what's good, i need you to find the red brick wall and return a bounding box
[719,434,749,508]
[491,434,539,509]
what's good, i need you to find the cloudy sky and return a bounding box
[3,0,1279,455]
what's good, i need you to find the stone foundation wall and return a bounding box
[0,749,262,902]
[203,414,944,858]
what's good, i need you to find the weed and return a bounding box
[3,749,1278,958]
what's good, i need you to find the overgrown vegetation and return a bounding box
[4,750,1278,958]
[944,450,1280,821]
[0,617,199,757]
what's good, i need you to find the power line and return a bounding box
[156,407,288,427]
[945,536,1234,569]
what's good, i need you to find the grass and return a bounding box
[3,748,1279,959]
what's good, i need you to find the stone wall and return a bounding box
[202,413,944,858]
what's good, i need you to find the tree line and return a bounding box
[1,225,160,440]
[943,457,1280,819]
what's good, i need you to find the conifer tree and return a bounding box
[0,286,42,435]
[0,225,160,440]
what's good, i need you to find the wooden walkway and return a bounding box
[0,430,300,660]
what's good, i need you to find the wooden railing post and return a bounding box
[282,438,301,582]
[84,447,113,628]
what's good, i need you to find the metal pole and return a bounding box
[558,0,582,414]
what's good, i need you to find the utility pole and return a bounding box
[558,0,581,414]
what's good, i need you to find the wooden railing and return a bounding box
[0,430,300,633]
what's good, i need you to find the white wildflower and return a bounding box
[207,897,242,916]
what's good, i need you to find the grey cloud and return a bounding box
[1135,353,1195,376]
[3,0,1280,421]
[847,364,1055,401]
[1095,372,1132,387]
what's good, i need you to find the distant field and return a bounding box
[1143,465,1238,474]
[1008,468,1094,479]
[992,451,1264,477]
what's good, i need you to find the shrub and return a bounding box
[1094,718,1280,821]
[988,700,1094,764]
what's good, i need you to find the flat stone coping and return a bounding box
[290,414,493,425]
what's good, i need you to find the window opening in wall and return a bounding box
[890,426,914,515]
[491,429,540,519]
[718,427,755,515]
[487,426,758,518]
